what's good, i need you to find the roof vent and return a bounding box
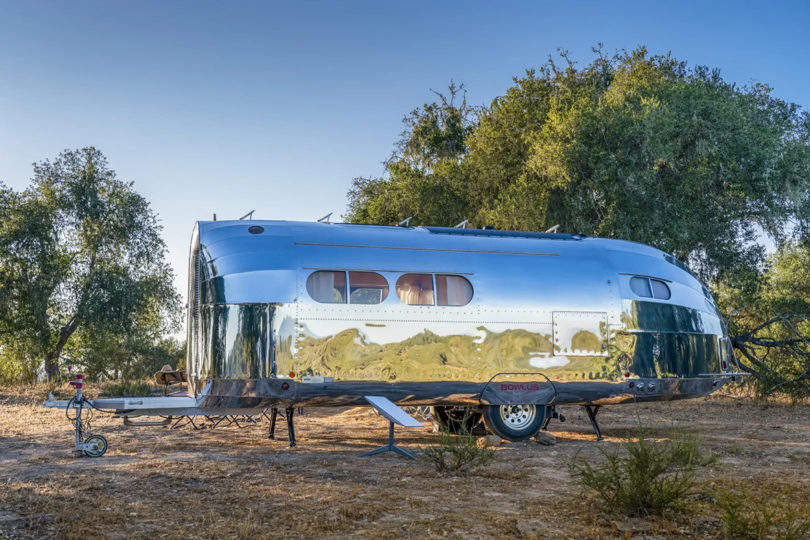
[248,225,265,235]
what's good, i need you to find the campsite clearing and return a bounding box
[1,386,809,539]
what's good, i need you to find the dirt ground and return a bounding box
[1,385,809,539]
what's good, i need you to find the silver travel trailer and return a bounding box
[183,219,739,441]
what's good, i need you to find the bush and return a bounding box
[717,490,810,540]
[568,434,705,516]
[0,343,40,384]
[0,351,23,384]
[421,416,494,474]
[668,432,716,468]
[99,380,155,397]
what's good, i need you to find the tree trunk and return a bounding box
[44,352,59,381]
[43,315,81,381]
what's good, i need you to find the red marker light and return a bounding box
[624,372,630,378]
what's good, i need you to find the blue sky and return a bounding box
[1,0,809,301]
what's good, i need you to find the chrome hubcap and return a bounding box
[498,404,536,430]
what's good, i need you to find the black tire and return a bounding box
[83,434,108,458]
[483,404,544,441]
[431,406,485,435]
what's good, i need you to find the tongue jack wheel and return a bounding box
[83,434,108,458]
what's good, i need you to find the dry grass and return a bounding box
[1,385,810,538]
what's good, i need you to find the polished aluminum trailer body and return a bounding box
[186,220,736,410]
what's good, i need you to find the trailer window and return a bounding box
[650,279,671,300]
[396,273,435,305]
[630,276,652,297]
[306,271,347,303]
[349,271,389,304]
[436,275,473,306]
[630,276,671,300]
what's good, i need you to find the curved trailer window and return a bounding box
[436,275,473,306]
[349,271,389,304]
[396,274,435,305]
[396,273,473,306]
[306,270,389,304]
[630,276,671,300]
[307,271,347,303]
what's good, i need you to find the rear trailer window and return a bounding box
[650,279,671,300]
[630,276,670,300]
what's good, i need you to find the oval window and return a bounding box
[629,276,652,298]
[650,279,671,300]
[306,271,347,303]
[436,275,473,306]
[395,274,435,305]
[349,271,389,304]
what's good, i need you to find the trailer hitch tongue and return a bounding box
[68,373,109,458]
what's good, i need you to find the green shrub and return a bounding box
[0,343,39,384]
[99,380,155,397]
[717,490,810,540]
[0,351,23,384]
[422,414,494,474]
[668,432,716,468]
[568,434,703,516]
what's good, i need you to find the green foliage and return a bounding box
[0,148,181,381]
[667,432,715,468]
[717,490,810,540]
[99,379,155,397]
[0,346,23,384]
[347,46,810,285]
[0,341,40,384]
[421,415,495,475]
[720,242,810,399]
[347,82,476,227]
[568,433,704,516]
[68,335,185,381]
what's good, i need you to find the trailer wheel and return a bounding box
[431,406,484,435]
[83,434,108,458]
[483,404,543,441]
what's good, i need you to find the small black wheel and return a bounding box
[431,406,484,435]
[483,404,544,441]
[83,434,108,458]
